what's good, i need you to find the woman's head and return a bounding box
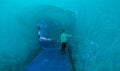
[62,29,65,32]
[38,26,40,30]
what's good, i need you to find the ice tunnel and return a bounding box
[0,0,120,71]
[37,6,75,48]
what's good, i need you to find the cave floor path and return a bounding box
[24,42,70,71]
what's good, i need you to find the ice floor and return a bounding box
[24,41,70,71]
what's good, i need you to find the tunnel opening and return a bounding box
[37,5,76,47]
[20,5,77,71]
[36,5,77,71]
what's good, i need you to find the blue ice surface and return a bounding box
[24,40,70,71]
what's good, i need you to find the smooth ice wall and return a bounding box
[0,0,42,70]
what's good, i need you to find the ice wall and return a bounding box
[73,0,120,71]
[0,1,41,71]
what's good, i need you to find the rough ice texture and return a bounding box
[72,0,120,71]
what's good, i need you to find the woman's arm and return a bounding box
[67,34,72,37]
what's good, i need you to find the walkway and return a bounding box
[24,41,70,71]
